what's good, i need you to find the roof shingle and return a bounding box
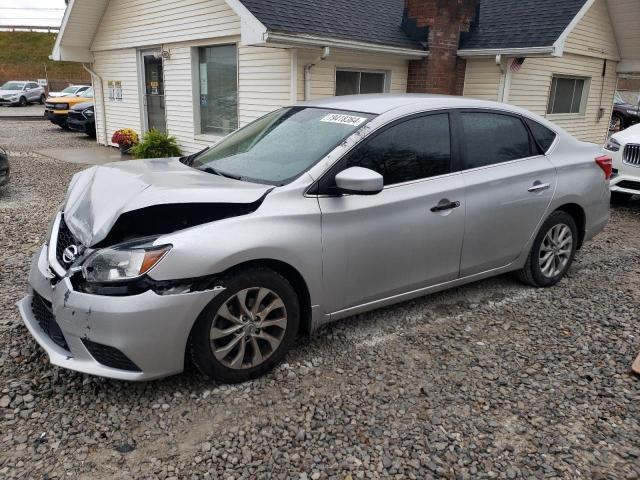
[460,0,588,50]
[239,0,423,50]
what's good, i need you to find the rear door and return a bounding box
[317,112,466,313]
[456,110,557,277]
[26,83,39,101]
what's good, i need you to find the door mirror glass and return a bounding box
[334,167,383,195]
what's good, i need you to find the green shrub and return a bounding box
[129,129,182,159]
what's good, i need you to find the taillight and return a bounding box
[595,155,612,180]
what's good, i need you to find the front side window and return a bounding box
[547,76,589,114]
[189,107,373,185]
[346,114,451,185]
[336,70,386,96]
[198,44,238,135]
[460,112,532,169]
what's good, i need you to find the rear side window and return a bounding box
[346,113,451,185]
[460,112,532,169]
[524,118,557,153]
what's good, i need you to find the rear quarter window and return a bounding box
[525,118,557,153]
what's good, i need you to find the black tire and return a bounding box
[610,113,624,132]
[189,267,300,383]
[18,96,27,107]
[611,191,633,204]
[39,94,46,105]
[517,211,578,288]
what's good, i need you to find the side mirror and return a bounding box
[334,167,383,195]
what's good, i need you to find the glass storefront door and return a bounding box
[141,50,166,133]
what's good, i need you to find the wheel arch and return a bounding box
[220,259,313,335]
[554,203,586,249]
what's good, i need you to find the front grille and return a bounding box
[68,111,84,121]
[55,216,79,267]
[31,291,70,351]
[617,180,640,191]
[81,339,142,372]
[623,144,640,167]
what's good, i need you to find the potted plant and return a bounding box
[129,129,181,159]
[111,128,139,155]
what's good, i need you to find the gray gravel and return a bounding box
[1,121,640,479]
[2,120,95,152]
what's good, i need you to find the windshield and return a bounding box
[1,82,24,91]
[189,107,374,185]
[61,86,77,93]
[614,92,625,104]
[79,88,94,98]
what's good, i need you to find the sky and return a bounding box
[0,0,66,28]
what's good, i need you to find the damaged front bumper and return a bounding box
[18,244,223,381]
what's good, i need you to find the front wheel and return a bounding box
[517,211,578,287]
[18,96,27,107]
[189,267,300,383]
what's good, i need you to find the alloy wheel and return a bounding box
[210,287,287,369]
[610,116,622,132]
[538,223,573,278]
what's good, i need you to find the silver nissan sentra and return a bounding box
[18,94,611,383]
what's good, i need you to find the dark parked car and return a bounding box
[0,147,9,187]
[67,102,96,137]
[611,92,640,132]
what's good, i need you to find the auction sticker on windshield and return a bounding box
[320,114,367,126]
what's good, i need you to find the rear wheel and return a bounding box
[611,191,633,204]
[517,211,578,287]
[189,267,300,383]
[39,94,45,105]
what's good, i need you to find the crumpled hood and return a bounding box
[63,157,272,246]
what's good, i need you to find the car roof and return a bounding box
[295,93,570,139]
[296,93,533,116]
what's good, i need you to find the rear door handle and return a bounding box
[430,200,461,213]
[528,182,551,193]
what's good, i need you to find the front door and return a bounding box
[317,112,466,314]
[141,50,166,133]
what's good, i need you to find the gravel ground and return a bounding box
[0,105,45,118]
[1,121,640,479]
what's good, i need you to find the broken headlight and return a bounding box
[82,240,171,283]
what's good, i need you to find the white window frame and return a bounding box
[191,41,239,142]
[334,68,390,96]
[546,75,591,117]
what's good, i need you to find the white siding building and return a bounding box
[52,0,639,152]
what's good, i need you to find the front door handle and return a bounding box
[430,200,461,213]
[528,182,551,193]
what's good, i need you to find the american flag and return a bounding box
[510,57,525,72]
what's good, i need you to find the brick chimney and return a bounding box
[404,0,478,95]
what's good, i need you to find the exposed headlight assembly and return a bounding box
[82,239,171,283]
[82,108,94,118]
[604,137,621,152]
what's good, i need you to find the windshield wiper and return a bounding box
[180,147,209,166]
[202,166,242,181]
